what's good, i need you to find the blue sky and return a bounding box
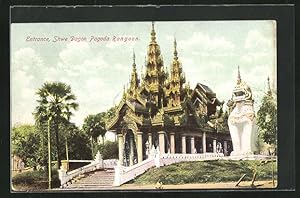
[11,21,276,126]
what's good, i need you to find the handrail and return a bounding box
[58,152,118,188]
[113,157,155,186]
[113,152,225,186]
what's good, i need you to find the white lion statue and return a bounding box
[227,68,258,156]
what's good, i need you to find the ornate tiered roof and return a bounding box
[106,22,229,134]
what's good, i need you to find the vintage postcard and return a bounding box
[11,20,277,191]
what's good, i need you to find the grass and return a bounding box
[12,168,60,191]
[129,160,277,185]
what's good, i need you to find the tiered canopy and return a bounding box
[106,23,228,134]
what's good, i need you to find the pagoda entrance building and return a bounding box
[106,23,231,166]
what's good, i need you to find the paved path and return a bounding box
[57,180,276,191]
[119,180,277,190]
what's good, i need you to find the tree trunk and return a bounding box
[47,119,52,189]
[55,121,61,169]
[65,136,69,170]
[91,137,94,158]
[65,137,69,162]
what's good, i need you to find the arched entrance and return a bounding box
[123,129,137,166]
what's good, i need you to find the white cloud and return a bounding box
[11,21,276,127]
[114,63,131,73]
[59,42,93,65]
[57,43,109,77]
[244,30,272,51]
[179,32,235,53]
[11,48,46,125]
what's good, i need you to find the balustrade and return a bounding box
[113,151,225,186]
[58,152,118,188]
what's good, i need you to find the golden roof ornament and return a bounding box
[141,62,144,79]
[151,21,156,42]
[122,85,126,99]
[174,37,178,60]
[237,65,241,85]
[132,48,136,71]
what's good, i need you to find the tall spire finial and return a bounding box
[151,21,156,42]
[174,37,178,59]
[141,61,144,78]
[237,65,241,84]
[267,76,272,96]
[122,84,126,99]
[132,48,136,67]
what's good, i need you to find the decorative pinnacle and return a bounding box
[174,37,178,59]
[237,65,241,84]
[141,62,144,78]
[122,85,126,99]
[151,21,156,42]
[132,48,136,68]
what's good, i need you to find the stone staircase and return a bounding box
[64,169,116,190]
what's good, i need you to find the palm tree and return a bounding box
[34,82,78,170]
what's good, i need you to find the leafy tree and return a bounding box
[257,92,277,153]
[82,113,106,157]
[104,106,117,123]
[12,124,40,168]
[34,82,79,169]
[61,123,92,160]
[96,141,118,159]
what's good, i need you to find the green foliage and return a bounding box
[82,113,107,156]
[131,160,277,185]
[12,168,60,189]
[12,124,40,167]
[34,81,79,169]
[104,106,117,124]
[34,82,78,123]
[96,141,118,159]
[82,113,106,140]
[12,123,92,171]
[65,123,92,160]
[257,94,277,149]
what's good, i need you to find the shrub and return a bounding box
[12,168,60,189]
[12,170,46,185]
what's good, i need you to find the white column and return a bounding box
[158,131,165,154]
[137,132,143,163]
[117,134,124,165]
[129,135,134,166]
[148,133,152,148]
[190,136,195,154]
[202,132,206,153]
[213,139,217,153]
[181,135,186,154]
[170,132,175,154]
[224,141,228,156]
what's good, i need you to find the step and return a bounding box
[74,181,113,184]
[65,170,115,189]
[76,180,113,183]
